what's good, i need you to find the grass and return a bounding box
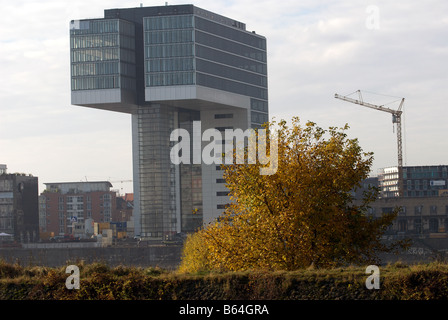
[0,260,448,300]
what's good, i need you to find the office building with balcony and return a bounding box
[70,4,269,241]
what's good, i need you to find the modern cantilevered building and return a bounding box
[70,4,268,241]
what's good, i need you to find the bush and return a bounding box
[0,260,23,279]
[178,231,211,273]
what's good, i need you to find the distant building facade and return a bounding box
[0,166,39,243]
[115,193,134,222]
[353,165,448,239]
[361,196,448,238]
[40,181,118,236]
[378,165,448,198]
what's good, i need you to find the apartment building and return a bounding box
[41,181,117,236]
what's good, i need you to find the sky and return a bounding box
[1,0,447,195]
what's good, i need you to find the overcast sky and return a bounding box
[1,0,447,195]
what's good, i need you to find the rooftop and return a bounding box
[44,181,114,194]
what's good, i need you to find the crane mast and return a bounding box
[334,90,405,197]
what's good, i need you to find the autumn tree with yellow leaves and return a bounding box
[179,118,406,272]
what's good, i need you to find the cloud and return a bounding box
[1,0,448,193]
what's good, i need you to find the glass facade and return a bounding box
[137,105,177,239]
[403,166,448,197]
[144,15,195,88]
[136,105,202,239]
[379,165,448,198]
[178,111,203,233]
[194,16,268,127]
[142,11,269,127]
[70,19,136,91]
[0,179,14,235]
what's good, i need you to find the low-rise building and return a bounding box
[40,181,118,237]
[354,173,448,239]
[363,196,448,238]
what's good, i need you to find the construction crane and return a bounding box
[334,90,405,196]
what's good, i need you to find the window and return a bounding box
[215,126,233,132]
[216,191,230,196]
[398,219,407,232]
[414,219,422,234]
[381,207,394,214]
[196,45,267,75]
[196,73,268,100]
[70,19,120,36]
[251,111,268,124]
[144,43,193,59]
[217,204,228,209]
[146,71,194,87]
[216,179,226,183]
[195,30,266,62]
[429,218,439,233]
[251,99,268,112]
[195,16,266,50]
[415,180,420,190]
[430,205,438,214]
[146,57,194,72]
[214,114,233,119]
[144,15,193,31]
[196,58,267,87]
[145,29,193,44]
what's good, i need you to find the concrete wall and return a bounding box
[200,106,250,225]
[0,245,182,269]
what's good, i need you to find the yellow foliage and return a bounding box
[179,117,407,273]
[178,231,212,273]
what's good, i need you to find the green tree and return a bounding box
[179,117,406,272]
